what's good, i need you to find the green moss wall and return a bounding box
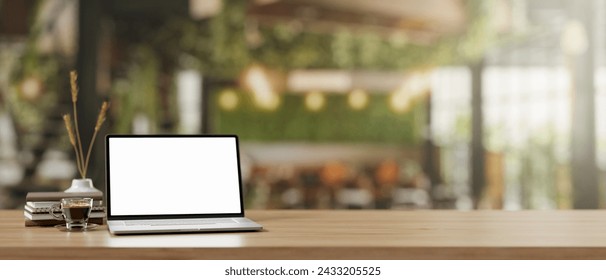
[211,90,425,144]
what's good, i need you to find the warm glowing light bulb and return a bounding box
[263,94,281,110]
[305,91,325,111]
[389,91,410,113]
[218,89,239,111]
[348,89,369,110]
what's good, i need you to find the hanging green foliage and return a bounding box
[113,0,494,76]
[242,0,493,71]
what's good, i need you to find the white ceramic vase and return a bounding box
[64,178,101,193]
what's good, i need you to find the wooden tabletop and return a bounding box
[2,209,606,259]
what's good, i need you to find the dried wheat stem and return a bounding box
[70,71,86,177]
[83,101,110,177]
[69,71,78,103]
[63,114,84,178]
[95,101,109,132]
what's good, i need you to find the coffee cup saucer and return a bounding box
[54,223,99,232]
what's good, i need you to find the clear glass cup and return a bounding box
[49,198,93,229]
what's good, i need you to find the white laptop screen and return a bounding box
[107,136,243,217]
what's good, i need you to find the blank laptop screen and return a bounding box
[107,136,243,216]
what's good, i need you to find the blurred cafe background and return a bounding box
[0,0,605,210]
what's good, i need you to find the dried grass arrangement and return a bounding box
[62,70,109,179]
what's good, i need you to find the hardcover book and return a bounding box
[24,209,106,221]
[25,217,105,227]
[25,191,103,202]
[24,204,105,214]
[26,200,103,209]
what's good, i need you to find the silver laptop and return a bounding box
[105,134,263,235]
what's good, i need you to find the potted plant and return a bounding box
[62,70,109,193]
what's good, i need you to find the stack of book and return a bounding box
[24,191,105,226]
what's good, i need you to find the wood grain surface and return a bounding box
[2,210,606,259]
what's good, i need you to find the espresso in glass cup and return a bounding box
[49,198,93,229]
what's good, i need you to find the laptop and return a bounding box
[105,134,263,235]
